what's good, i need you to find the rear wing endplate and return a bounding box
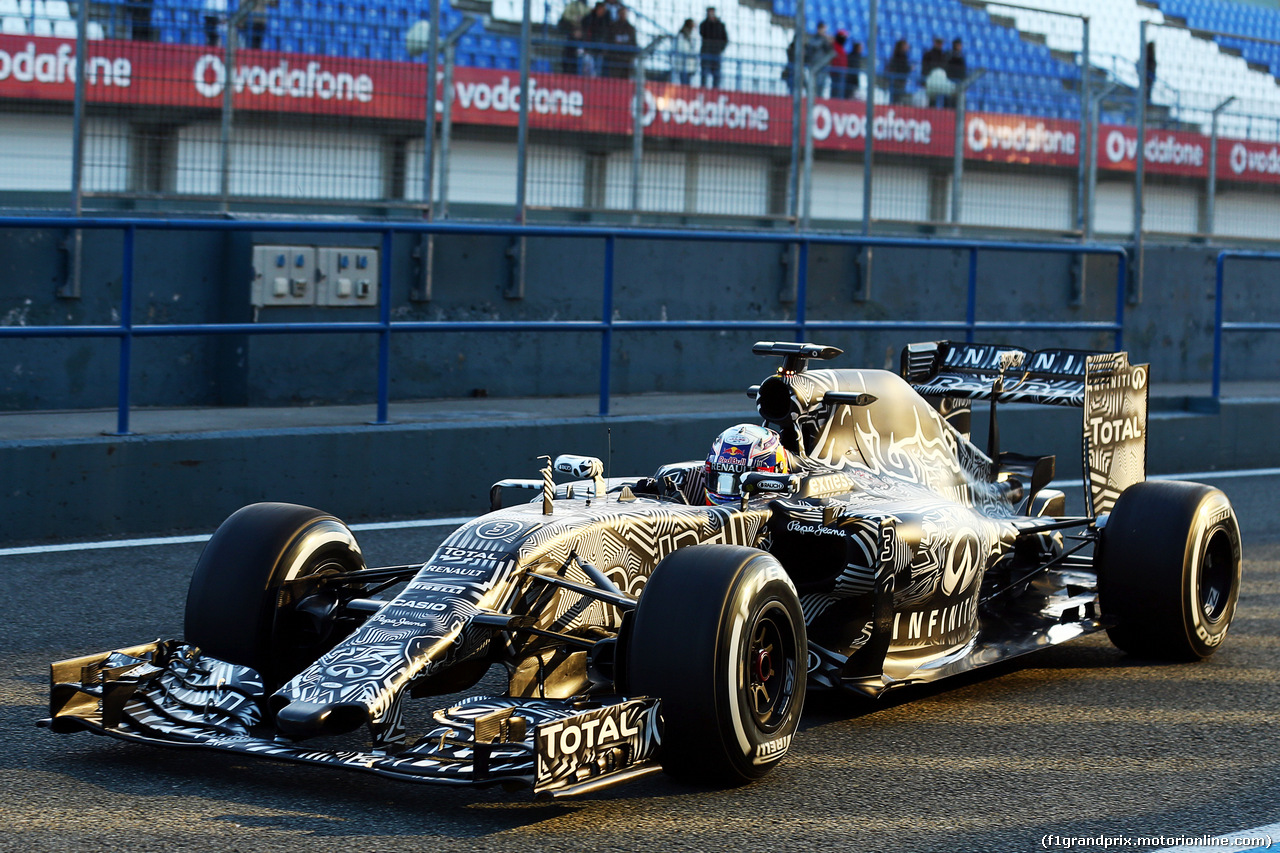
[902,341,1148,517]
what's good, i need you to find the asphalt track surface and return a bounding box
[3,472,1278,853]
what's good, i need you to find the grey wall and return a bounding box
[1,225,1276,412]
[3,397,1277,545]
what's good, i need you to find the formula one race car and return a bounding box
[42,341,1243,797]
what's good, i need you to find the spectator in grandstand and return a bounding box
[781,24,831,95]
[562,0,591,28]
[203,0,225,46]
[847,39,864,98]
[830,29,850,99]
[922,35,952,107]
[922,36,945,80]
[699,7,729,88]
[559,0,591,73]
[886,37,911,105]
[945,37,966,82]
[243,0,277,50]
[1145,41,1156,103]
[605,6,637,79]
[129,0,154,41]
[675,18,699,86]
[581,2,611,76]
[604,0,623,22]
[813,21,834,97]
[200,0,275,48]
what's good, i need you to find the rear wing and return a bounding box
[901,342,1149,517]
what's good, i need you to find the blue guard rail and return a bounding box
[0,216,1128,433]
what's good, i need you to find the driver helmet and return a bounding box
[705,424,790,505]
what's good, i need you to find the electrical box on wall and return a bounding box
[251,245,317,307]
[316,247,379,307]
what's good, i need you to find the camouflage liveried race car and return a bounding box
[42,341,1243,797]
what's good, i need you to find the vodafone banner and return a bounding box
[1221,139,1280,185]
[1097,124,1208,177]
[4,33,1276,183]
[964,112,1079,167]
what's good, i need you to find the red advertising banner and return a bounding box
[1096,124,1209,178]
[1218,137,1280,185]
[4,33,1277,184]
[962,112,1080,168]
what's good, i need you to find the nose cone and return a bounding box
[273,700,368,739]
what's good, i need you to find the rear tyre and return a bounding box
[184,502,366,687]
[627,544,806,784]
[1098,480,1242,661]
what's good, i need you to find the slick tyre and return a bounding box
[184,502,366,687]
[628,544,806,784]
[1098,480,1242,661]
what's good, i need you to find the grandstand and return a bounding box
[2,0,1279,236]
[6,0,1275,128]
[5,0,1276,125]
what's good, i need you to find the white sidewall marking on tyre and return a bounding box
[726,599,750,757]
[1186,494,1236,646]
[282,525,358,582]
[725,558,795,760]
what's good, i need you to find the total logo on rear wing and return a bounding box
[902,341,1148,518]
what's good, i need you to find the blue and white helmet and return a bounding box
[704,424,790,505]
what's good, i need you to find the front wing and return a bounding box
[41,642,662,797]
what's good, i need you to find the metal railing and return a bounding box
[1212,249,1280,401]
[0,216,1128,433]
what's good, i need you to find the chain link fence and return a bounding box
[1,0,1279,240]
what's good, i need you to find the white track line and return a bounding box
[0,516,476,558]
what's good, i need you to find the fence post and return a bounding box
[1077,16,1090,236]
[421,0,441,214]
[786,0,806,221]
[1131,21,1149,305]
[796,239,809,343]
[599,235,615,417]
[1212,252,1225,401]
[966,246,978,344]
[116,225,136,436]
[862,0,877,239]
[950,70,984,230]
[62,0,90,300]
[374,229,393,425]
[515,0,532,227]
[1207,97,1236,237]
[857,0,878,302]
[219,2,260,212]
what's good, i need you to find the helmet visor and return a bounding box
[710,470,741,497]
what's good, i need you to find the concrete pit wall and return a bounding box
[3,226,1279,411]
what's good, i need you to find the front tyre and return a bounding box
[627,544,807,784]
[184,502,366,687]
[1098,480,1242,661]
